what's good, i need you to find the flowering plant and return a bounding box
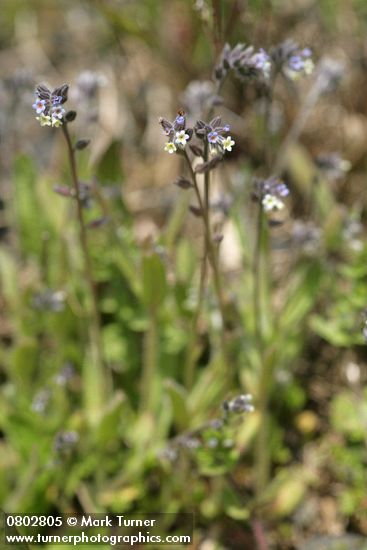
[32,83,69,127]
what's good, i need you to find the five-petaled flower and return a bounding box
[52,106,66,120]
[164,142,177,154]
[32,99,46,114]
[208,131,220,144]
[36,114,52,127]
[175,130,190,148]
[262,194,285,212]
[222,136,235,152]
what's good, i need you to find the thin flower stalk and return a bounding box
[61,123,108,403]
[183,149,230,385]
[32,83,109,414]
[160,112,234,387]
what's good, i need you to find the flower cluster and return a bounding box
[254,176,289,212]
[160,112,235,157]
[31,388,51,414]
[181,80,221,118]
[292,221,321,254]
[32,83,69,127]
[315,152,351,181]
[158,393,254,463]
[223,394,255,414]
[55,362,76,386]
[214,43,271,84]
[195,116,235,155]
[159,111,193,154]
[271,39,314,80]
[32,289,66,312]
[53,431,79,453]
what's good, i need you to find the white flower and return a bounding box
[36,114,52,127]
[262,60,272,79]
[222,136,235,152]
[304,58,314,75]
[340,159,351,172]
[51,117,63,128]
[262,193,284,212]
[174,130,190,148]
[164,142,177,154]
[52,106,65,120]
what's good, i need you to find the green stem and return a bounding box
[184,248,207,389]
[61,123,107,406]
[183,150,231,388]
[211,0,223,56]
[253,75,277,496]
[253,201,272,496]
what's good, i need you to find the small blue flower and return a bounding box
[208,131,220,144]
[52,95,63,105]
[32,99,46,114]
[301,47,312,57]
[288,55,304,71]
[253,48,271,76]
[286,47,314,79]
[276,182,289,197]
[52,105,65,120]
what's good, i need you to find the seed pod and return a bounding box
[174,176,192,190]
[86,217,109,229]
[53,184,72,197]
[189,205,203,217]
[75,139,90,151]
[65,110,77,122]
[194,156,221,174]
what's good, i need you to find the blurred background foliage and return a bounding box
[1,0,367,549]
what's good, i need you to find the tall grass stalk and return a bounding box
[141,306,159,412]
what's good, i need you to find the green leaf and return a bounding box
[141,253,167,310]
[96,140,124,183]
[95,391,126,446]
[164,379,189,431]
[13,155,46,256]
[330,389,367,441]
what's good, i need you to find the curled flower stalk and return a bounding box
[33,83,108,416]
[160,112,233,388]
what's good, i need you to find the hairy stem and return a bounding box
[254,74,277,495]
[253,198,273,494]
[183,150,230,388]
[211,0,223,56]
[61,123,107,405]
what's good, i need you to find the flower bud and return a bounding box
[75,139,90,150]
[65,110,77,122]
